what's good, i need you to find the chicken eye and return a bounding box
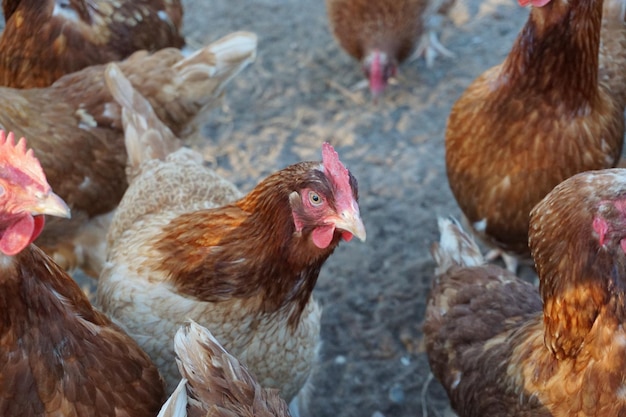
[308,191,322,206]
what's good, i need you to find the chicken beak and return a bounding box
[335,207,367,242]
[31,191,71,219]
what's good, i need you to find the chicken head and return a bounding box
[0,131,70,255]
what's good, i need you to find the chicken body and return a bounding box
[0,32,257,276]
[424,169,626,416]
[97,67,365,403]
[1,246,167,417]
[445,0,626,268]
[158,321,292,417]
[0,0,184,88]
[0,131,165,417]
[97,148,328,401]
[326,0,430,96]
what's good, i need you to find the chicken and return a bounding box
[0,130,165,417]
[96,63,366,408]
[444,0,626,272]
[0,31,257,276]
[0,0,185,88]
[158,321,291,417]
[424,168,626,416]
[326,0,454,98]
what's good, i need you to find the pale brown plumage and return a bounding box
[425,169,626,416]
[157,321,291,417]
[445,0,626,271]
[0,31,257,276]
[0,0,184,88]
[0,131,165,417]
[97,65,366,410]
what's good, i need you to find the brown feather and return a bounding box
[445,0,625,259]
[0,245,165,417]
[0,0,184,88]
[326,0,426,63]
[425,169,626,416]
[171,321,291,417]
[154,162,356,327]
[0,32,256,275]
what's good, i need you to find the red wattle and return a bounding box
[0,214,40,256]
[31,216,46,243]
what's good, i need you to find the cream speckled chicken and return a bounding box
[97,64,366,408]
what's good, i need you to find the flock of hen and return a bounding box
[0,0,625,416]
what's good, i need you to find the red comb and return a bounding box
[322,142,352,199]
[0,131,48,188]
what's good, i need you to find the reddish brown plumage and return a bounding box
[445,0,625,263]
[0,0,184,88]
[326,0,428,95]
[155,161,361,328]
[326,0,425,63]
[424,169,626,416]
[0,246,166,417]
[0,132,165,417]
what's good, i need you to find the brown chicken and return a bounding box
[0,0,184,88]
[424,168,626,416]
[326,0,455,98]
[96,64,366,410]
[157,321,291,417]
[0,131,165,417]
[445,0,626,271]
[0,31,257,276]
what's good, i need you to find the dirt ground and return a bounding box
[0,1,532,416]
[175,0,531,416]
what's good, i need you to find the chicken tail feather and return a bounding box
[174,31,258,92]
[104,62,181,181]
[174,320,291,417]
[157,378,189,417]
[166,31,257,133]
[431,216,484,275]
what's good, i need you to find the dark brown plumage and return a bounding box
[0,131,165,417]
[424,169,626,416]
[445,0,626,270]
[0,0,184,88]
[1,246,167,417]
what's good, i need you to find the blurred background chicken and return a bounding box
[444,0,626,271]
[96,64,366,412]
[326,0,455,98]
[0,131,165,417]
[0,0,185,88]
[158,321,291,417]
[424,168,626,415]
[0,31,257,277]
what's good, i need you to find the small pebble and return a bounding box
[388,383,405,404]
[334,355,347,365]
[400,356,410,366]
